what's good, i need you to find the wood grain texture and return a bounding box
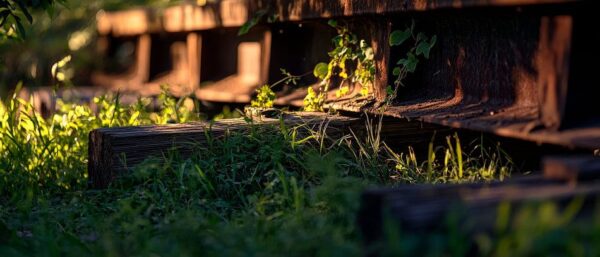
[88,113,358,188]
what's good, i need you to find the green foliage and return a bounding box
[212,105,241,121]
[0,0,64,39]
[0,94,520,256]
[0,93,597,256]
[249,69,307,109]
[474,199,600,257]
[237,9,268,36]
[1,0,177,95]
[3,88,597,256]
[389,28,411,47]
[304,20,375,111]
[387,21,437,103]
[153,85,199,124]
[385,133,512,183]
[302,86,324,112]
[0,86,199,199]
[251,84,276,109]
[2,88,591,257]
[313,62,329,80]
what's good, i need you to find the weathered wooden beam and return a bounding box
[88,112,362,188]
[97,0,585,37]
[324,1,598,150]
[248,0,584,22]
[358,176,600,248]
[543,155,600,183]
[163,0,248,32]
[96,8,161,36]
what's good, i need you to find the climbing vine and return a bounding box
[386,21,437,104]
[249,19,436,112]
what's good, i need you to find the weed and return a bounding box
[250,69,308,110]
[307,20,375,111]
[251,85,276,109]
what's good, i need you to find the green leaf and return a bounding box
[389,28,410,46]
[386,85,394,96]
[15,1,33,24]
[416,41,431,59]
[238,21,255,36]
[332,35,343,47]
[267,14,279,23]
[327,19,338,28]
[238,9,267,35]
[15,19,27,38]
[313,62,329,80]
[392,67,401,76]
[405,53,419,73]
[417,35,437,59]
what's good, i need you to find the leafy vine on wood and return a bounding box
[306,20,375,111]
[386,21,437,104]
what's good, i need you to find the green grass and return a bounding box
[1,90,598,256]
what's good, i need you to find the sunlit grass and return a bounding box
[1,89,597,256]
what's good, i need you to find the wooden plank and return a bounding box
[97,8,161,36]
[543,155,600,183]
[88,113,362,188]
[163,0,248,32]
[248,0,583,22]
[97,0,584,36]
[358,176,600,246]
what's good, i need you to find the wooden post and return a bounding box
[260,30,272,85]
[370,18,392,102]
[187,33,202,89]
[537,16,573,130]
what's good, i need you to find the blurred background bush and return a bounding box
[0,0,180,97]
